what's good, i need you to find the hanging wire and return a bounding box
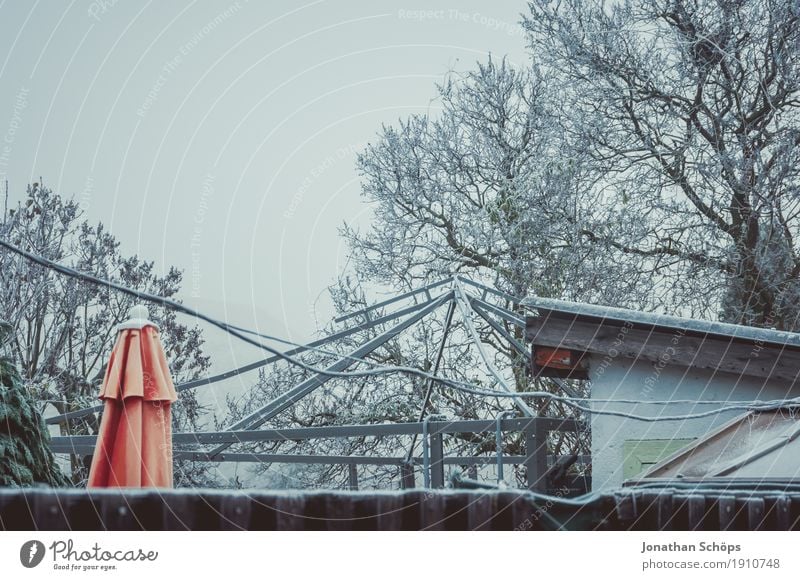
[3,238,800,424]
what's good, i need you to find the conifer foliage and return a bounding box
[0,321,67,487]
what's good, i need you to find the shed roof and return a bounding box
[522,295,800,350]
[523,296,800,385]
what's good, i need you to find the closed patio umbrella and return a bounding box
[87,305,178,488]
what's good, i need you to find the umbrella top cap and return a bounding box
[117,304,159,331]
[130,305,148,319]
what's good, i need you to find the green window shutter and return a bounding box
[623,439,693,479]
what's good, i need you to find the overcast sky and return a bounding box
[0,1,529,357]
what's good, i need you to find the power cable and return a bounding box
[3,238,798,423]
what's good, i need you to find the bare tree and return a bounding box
[345,57,647,307]
[0,184,212,484]
[524,0,800,328]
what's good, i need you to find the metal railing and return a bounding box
[50,417,586,492]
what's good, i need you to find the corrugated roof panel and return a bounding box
[640,410,800,479]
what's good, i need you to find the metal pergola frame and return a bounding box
[45,292,452,425]
[48,276,587,490]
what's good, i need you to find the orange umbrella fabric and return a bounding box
[87,314,178,488]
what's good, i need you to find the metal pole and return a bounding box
[525,418,549,492]
[495,411,516,484]
[348,464,358,491]
[422,414,447,487]
[452,278,535,417]
[422,418,430,488]
[405,301,456,463]
[429,431,445,488]
[400,462,416,489]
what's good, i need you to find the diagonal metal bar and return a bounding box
[452,279,535,417]
[458,277,527,307]
[470,296,524,327]
[470,299,528,356]
[333,279,451,324]
[404,301,456,463]
[471,299,580,399]
[207,291,454,456]
[547,378,580,400]
[45,295,446,426]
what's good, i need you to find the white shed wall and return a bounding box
[588,356,798,491]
